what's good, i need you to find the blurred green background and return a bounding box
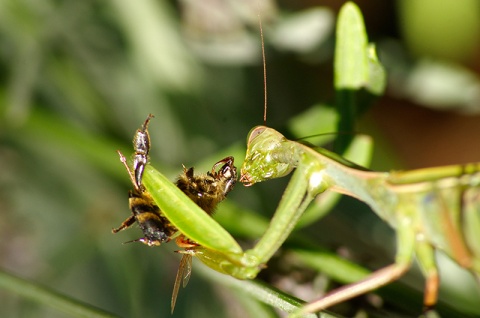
[1,0,480,317]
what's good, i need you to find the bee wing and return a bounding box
[182,254,193,288]
[171,254,193,314]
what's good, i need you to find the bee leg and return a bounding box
[123,237,161,246]
[112,215,136,233]
[117,150,142,192]
[175,235,198,249]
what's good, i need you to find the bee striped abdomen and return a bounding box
[128,190,177,246]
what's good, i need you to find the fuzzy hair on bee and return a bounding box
[114,115,237,250]
[175,156,237,216]
[112,150,178,246]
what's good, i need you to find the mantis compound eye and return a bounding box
[247,126,267,145]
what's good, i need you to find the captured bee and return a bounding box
[113,114,238,312]
[171,156,237,313]
[112,114,176,246]
[173,155,237,250]
[176,156,237,216]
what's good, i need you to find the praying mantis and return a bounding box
[118,2,480,317]
[240,125,480,316]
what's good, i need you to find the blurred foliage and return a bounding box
[1,0,480,318]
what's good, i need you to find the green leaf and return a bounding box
[142,164,243,255]
[0,270,118,318]
[366,44,387,95]
[334,4,386,94]
[333,2,385,153]
[334,2,368,90]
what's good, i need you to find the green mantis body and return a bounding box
[240,125,480,315]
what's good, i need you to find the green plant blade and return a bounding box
[334,2,368,90]
[0,270,117,318]
[142,164,243,254]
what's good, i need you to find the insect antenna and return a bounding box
[121,238,143,245]
[295,131,362,142]
[257,10,267,125]
[117,150,141,193]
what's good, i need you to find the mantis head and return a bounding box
[240,126,296,186]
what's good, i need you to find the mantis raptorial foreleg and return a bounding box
[289,194,418,315]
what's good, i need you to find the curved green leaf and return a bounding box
[142,164,243,255]
[334,2,368,90]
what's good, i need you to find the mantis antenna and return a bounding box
[257,11,267,125]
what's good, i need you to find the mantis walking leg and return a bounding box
[291,200,416,316]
